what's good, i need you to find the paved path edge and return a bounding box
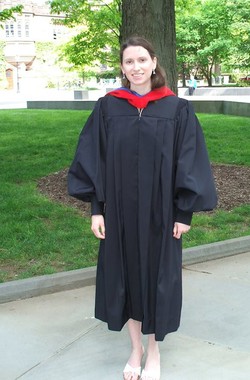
[1,236,249,304]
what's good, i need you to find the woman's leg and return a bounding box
[123,319,144,379]
[142,334,160,379]
[127,319,144,366]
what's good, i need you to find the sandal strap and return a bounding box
[123,363,141,376]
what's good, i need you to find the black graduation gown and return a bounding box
[68,94,217,341]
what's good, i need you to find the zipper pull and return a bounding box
[138,108,143,119]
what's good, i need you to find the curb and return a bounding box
[0,267,96,304]
[0,236,249,304]
[182,235,250,265]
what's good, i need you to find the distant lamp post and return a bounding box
[15,56,20,93]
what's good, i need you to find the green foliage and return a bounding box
[48,0,249,81]
[176,0,250,84]
[35,41,55,62]
[49,0,121,71]
[0,5,23,25]
[0,109,249,282]
[225,0,250,71]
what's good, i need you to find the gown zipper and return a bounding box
[138,108,144,119]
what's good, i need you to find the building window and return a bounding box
[5,24,10,38]
[18,21,22,38]
[5,23,15,38]
[10,24,14,37]
[25,22,29,37]
[25,15,30,38]
[6,69,12,78]
[5,15,31,39]
[10,24,15,37]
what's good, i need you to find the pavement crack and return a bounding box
[15,362,42,379]
[15,321,101,379]
[183,266,212,275]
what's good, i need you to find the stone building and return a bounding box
[0,0,71,91]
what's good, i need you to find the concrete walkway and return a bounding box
[1,252,250,380]
[1,88,250,110]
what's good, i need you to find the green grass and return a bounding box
[198,114,250,165]
[0,110,249,282]
[183,205,250,248]
[0,109,87,181]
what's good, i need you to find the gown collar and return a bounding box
[106,86,175,108]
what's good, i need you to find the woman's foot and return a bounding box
[123,346,144,380]
[140,367,160,380]
[141,348,160,380]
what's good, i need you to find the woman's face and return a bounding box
[121,45,157,93]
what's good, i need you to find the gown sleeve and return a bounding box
[67,98,106,215]
[174,100,217,225]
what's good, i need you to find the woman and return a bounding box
[68,36,217,380]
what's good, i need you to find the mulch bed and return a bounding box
[37,164,250,216]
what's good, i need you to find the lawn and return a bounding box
[0,109,249,282]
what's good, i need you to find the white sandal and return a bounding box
[123,363,141,379]
[140,368,160,380]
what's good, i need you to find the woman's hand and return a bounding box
[91,215,105,239]
[173,222,190,239]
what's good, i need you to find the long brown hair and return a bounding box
[120,36,166,90]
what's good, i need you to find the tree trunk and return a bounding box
[182,63,186,87]
[208,64,213,87]
[121,0,177,93]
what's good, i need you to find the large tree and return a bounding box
[176,0,231,86]
[176,0,250,86]
[50,0,177,91]
[49,0,121,74]
[225,0,250,73]
[49,0,250,90]
[121,0,177,92]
